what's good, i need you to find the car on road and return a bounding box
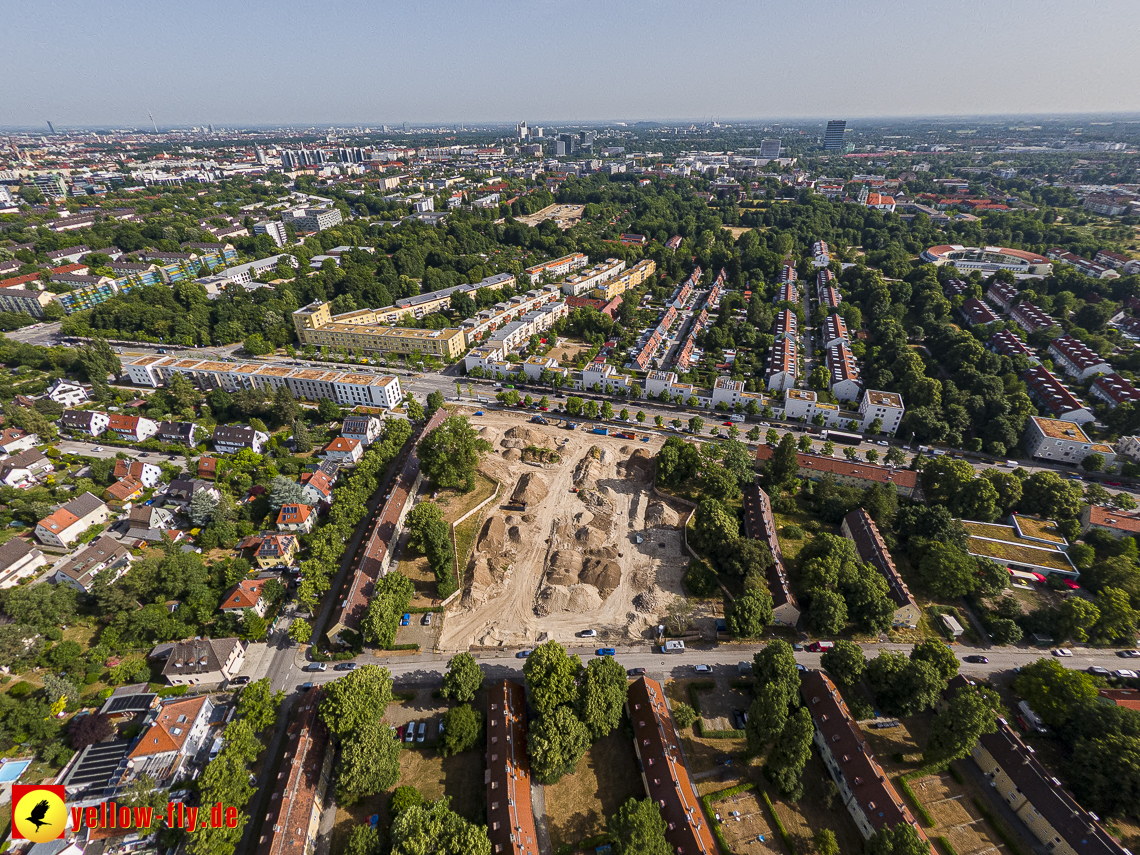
[963,655,989,664]
[334,662,358,672]
[1089,665,1112,676]
[92,446,103,452]
[1107,481,1123,487]
[474,411,484,416]
[694,664,713,673]
[723,421,733,427]
[517,650,532,658]
[405,722,417,743]
[579,629,597,638]
[1068,474,1084,481]
[1053,648,1073,657]
[1115,669,1138,679]
[303,662,327,672]
[1117,650,1140,658]
[596,648,616,657]
[877,440,889,446]
[300,682,316,691]
[229,676,251,685]
[628,667,646,676]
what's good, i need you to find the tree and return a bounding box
[189,489,220,526]
[425,390,445,417]
[798,434,812,452]
[236,678,283,732]
[601,401,614,419]
[764,708,814,800]
[886,446,906,466]
[528,705,591,783]
[268,476,304,510]
[578,656,628,739]
[808,590,848,635]
[688,416,704,434]
[417,415,492,493]
[821,640,866,688]
[523,641,581,716]
[271,384,300,427]
[319,665,394,737]
[636,411,646,424]
[390,785,424,817]
[345,825,384,855]
[727,590,773,638]
[766,433,800,487]
[609,798,671,855]
[318,397,344,421]
[911,639,960,682]
[440,704,483,756]
[747,641,801,751]
[1094,586,1137,644]
[390,798,491,855]
[672,702,699,730]
[690,498,739,553]
[406,501,447,552]
[69,712,113,749]
[442,653,484,703]
[915,542,980,598]
[1020,471,1083,520]
[815,829,840,855]
[1056,597,1100,643]
[288,619,312,643]
[1068,733,1140,818]
[1082,453,1106,473]
[924,684,998,765]
[1014,659,1100,729]
[866,651,944,717]
[337,719,402,804]
[866,822,930,855]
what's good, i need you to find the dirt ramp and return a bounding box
[511,472,549,505]
[478,515,506,554]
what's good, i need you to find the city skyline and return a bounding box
[3,0,1139,128]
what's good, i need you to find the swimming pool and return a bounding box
[0,759,31,783]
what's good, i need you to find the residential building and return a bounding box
[841,510,919,627]
[290,208,343,233]
[812,239,830,267]
[220,578,273,618]
[988,330,1037,363]
[166,477,220,506]
[113,459,162,488]
[1114,435,1140,462]
[765,337,798,391]
[100,683,159,720]
[922,245,1053,276]
[290,301,467,358]
[160,637,245,686]
[198,457,218,480]
[859,390,905,436]
[104,476,145,504]
[48,380,90,407]
[971,714,1126,855]
[35,492,110,548]
[802,670,927,843]
[822,314,849,349]
[321,437,362,464]
[256,688,332,855]
[755,446,919,498]
[1048,335,1111,382]
[823,120,847,151]
[1021,367,1094,423]
[0,279,57,318]
[277,503,316,534]
[486,681,540,855]
[0,539,47,588]
[340,414,382,447]
[625,677,718,854]
[986,280,1019,311]
[742,486,801,626]
[783,388,844,429]
[1078,504,1140,539]
[960,297,998,327]
[0,448,54,488]
[1095,250,1132,270]
[300,470,335,507]
[1010,301,1056,335]
[52,535,133,592]
[524,252,589,284]
[157,421,202,445]
[558,258,626,296]
[125,505,175,542]
[0,428,37,456]
[865,192,896,212]
[212,424,270,455]
[107,413,158,442]
[253,220,288,247]
[1090,374,1140,408]
[1023,416,1115,467]
[826,342,862,401]
[125,695,216,784]
[253,533,298,569]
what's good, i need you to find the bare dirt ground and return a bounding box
[516,203,585,229]
[438,408,691,651]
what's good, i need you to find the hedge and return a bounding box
[762,791,797,855]
[687,679,716,714]
[899,772,936,827]
[697,724,746,739]
[938,836,960,855]
[701,783,755,854]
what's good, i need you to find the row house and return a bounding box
[841,509,919,627]
[943,278,970,298]
[0,539,47,588]
[743,486,801,626]
[1010,301,1056,335]
[180,241,237,266]
[1046,248,1119,280]
[107,413,158,442]
[822,313,849,349]
[765,337,798,391]
[775,281,799,305]
[1095,249,1133,270]
[812,240,831,267]
[773,308,797,340]
[559,258,626,296]
[52,535,133,592]
[985,280,1019,311]
[61,409,109,437]
[1047,335,1111,382]
[1079,504,1140,540]
[1021,366,1094,424]
[1023,416,1115,468]
[1090,373,1140,409]
[960,297,998,327]
[826,342,862,401]
[988,330,1038,364]
[35,492,110,549]
[779,263,797,283]
[113,459,162,488]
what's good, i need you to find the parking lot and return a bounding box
[395,610,443,651]
[384,688,450,747]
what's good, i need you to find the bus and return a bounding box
[821,429,863,446]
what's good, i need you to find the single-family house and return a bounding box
[104,475,145,504]
[0,448,54,488]
[160,637,246,686]
[321,437,362,464]
[113,459,162,488]
[60,409,110,437]
[254,533,297,569]
[277,504,316,534]
[340,414,382,447]
[212,425,269,455]
[52,535,133,592]
[157,421,202,446]
[46,379,89,407]
[35,492,110,548]
[197,457,218,480]
[107,413,158,443]
[299,470,334,506]
[220,578,273,618]
[124,695,216,785]
[0,428,38,455]
[0,539,47,587]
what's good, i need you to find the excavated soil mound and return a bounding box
[645,501,681,529]
[478,426,501,444]
[501,425,552,449]
[624,449,653,478]
[535,583,605,616]
[575,526,607,551]
[478,515,506,554]
[502,448,522,462]
[545,551,621,598]
[511,472,549,506]
[620,445,633,454]
[522,513,536,523]
[508,525,522,543]
[580,559,622,597]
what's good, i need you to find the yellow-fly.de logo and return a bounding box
[12,784,67,843]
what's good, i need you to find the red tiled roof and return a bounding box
[221,578,269,611]
[276,504,313,526]
[128,695,208,759]
[755,445,918,490]
[486,681,539,855]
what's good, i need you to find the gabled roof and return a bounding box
[105,476,144,501]
[277,504,314,526]
[221,578,270,611]
[128,695,209,759]
[323,437,360,454]
[299,469,334,498]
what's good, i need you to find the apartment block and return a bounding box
[988,330,1038,364]
[1048,335,1111,382]
[985,280,1019,311]
[841,509,919,627]
[291,301,467,358]
[1023,416,1115,468]
[822,314,850,349]
[765,337,798,391]
[1090,373,1140,408]
[743,486,801,626]
[826,341,862,401]
[1010,301,1056,335]
[755,446,919,498]
[960,297,998,327]
[1021,367,1094,423]
[486,681,539,855]
[524,252,589,284]
[859,389,905,435]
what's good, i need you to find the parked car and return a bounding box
[579,629,597,638]
[1089,665,1112,676]
[694,664,713,673]
[627,667,646,676]
[230,675,251,685]
[334,662,358,672]
[517,649,533,658]
[405,723,417,743]
[303,662,327,672]
[964,655,989,664]
[417,722,427,743]
[1117,650,1140,658]
[596,648,616,657]
[1115,669,1138,679]
[400,613,411,626]
[423,613,432,626]
[731,710,747,729]
[300,682,316,691]
[1053,648,1073,657]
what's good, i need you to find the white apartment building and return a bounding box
[826,342,862,402]
[46,379,90,407]
[35,493,110,549]
[859,390,905,435]
[524,252,589,284]
[782,389,844,428]
[559,259,626,296]
[1023,416,1116,467]
[253,220,288,247]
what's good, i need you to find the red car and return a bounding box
[1106,481,1122,487]
[723,421,733,427]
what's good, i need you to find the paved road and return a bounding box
[56,440,186,462]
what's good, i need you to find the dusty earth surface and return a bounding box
[438,408,691,651]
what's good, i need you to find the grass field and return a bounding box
[767,754,864,855]
[544,731,644,850]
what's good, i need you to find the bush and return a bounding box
[682,560,719,597]
[672,702,699,730]
[8,682,33,698]
[781,524,804,540]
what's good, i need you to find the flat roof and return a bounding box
[1031,416,1091,442]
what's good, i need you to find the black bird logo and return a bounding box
[26,799,52,831]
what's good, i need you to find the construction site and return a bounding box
[437,408,693,651]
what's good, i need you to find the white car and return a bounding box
[579,629,597,638]
[1053,648,1073,657]
[1115,669,1138,679]
[877,440,889,446]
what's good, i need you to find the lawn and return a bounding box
[766,754,864,855]
[329,748,485,855]
[665,679,747,777]
[544,731,644,850]
[1012,517,1066,544]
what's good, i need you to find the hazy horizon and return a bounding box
[4,0,1140,129]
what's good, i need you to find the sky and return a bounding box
[3,0,1140,129]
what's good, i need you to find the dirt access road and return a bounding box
[437,407,691,653]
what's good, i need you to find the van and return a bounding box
[806,641,835,652]
[1003,460,1017,468]
[405,722,417,742]
[730,414,744,423]
[417,722,427,743]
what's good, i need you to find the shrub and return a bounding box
[672,702,699,730]
[781,524,804,540]
[682,560,719,597]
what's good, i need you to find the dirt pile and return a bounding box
[573,448,605,488]
[478,515,506,554]
[502,448,522,462]
[511,472,549,506]
[621,449,653,479]
[501,426,552,449]
[633,591,661,613]
[535,583,605,616]
[645,501,681,529]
